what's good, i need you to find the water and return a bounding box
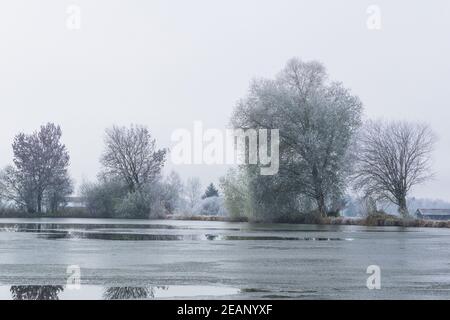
[0,285,240,300]
[0,218,450,300]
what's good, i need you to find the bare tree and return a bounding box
[353,120,435,217]
[2,123,72,213]
[101,125,167,193]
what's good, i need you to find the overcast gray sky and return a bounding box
[0,0,449,200]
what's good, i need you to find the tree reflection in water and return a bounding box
[103,286,167,300]
[9,285,169,300]
[10,285,64,300]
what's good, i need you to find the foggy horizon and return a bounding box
[1,0,449,201]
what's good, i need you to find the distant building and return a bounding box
[66,196,86,208]
[415,209,450,220]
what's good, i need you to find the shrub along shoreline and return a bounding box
[170,213,450,228]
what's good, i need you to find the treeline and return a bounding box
[82,126,225,218]
[0,124,224,218]
[0,57,436,222]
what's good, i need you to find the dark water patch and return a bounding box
[248,228,333,232]
[0,223,178,232]
[241,288,272,293]
[222,235,302,241]
[22,230,355,241]
[242,288,317,295]
[282,289,318,294]
[36,231,354,241]
[360,229,417,233]
[0,223,353,241]
[38,232,202,241]
[251,246,294,250]
[219,235,351,241]
[37,232,69,239]
[0,223,246,233]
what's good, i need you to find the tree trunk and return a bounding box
[398,197,409,218]
[312,166,327,217]
[37,193,43,214]
[316,194,327,217]
[27,204,35,214]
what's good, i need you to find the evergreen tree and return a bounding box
[202,183,219,199]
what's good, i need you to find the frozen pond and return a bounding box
[1,218,450,299]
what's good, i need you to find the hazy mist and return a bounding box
[1,0,449,200]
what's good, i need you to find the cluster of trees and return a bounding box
[221,58,435,221]
[0,124,224,218]
[80,125,224,218]
[80,125,169,218]
[0,58,436,222]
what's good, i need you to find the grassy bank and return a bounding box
[169,213,450,229]
[322,213,450,228]
[166,214,248,222]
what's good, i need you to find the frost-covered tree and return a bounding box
[88,125,169,218]
[231,58,362,217]
[185,177,202,212]
[221,166,313,222]
[101,125,167,193]
[161,171,185,215]
[1,123,72,213]
[353,120,435,217]
[193,196,227,216]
